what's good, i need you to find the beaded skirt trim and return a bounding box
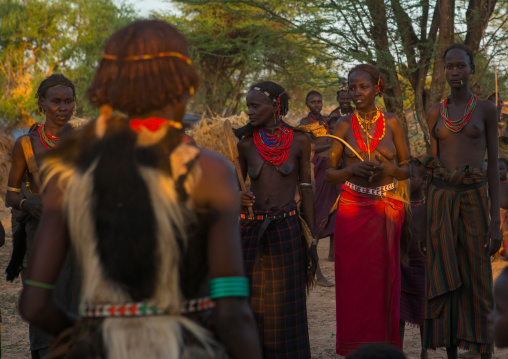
[240,209,297,221]
[80,296,215,317]
[344,181,395,197]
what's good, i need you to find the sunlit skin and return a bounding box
[499,160,508,209]
[5,86,75,218]
[238,90,315,240]
[489,272,508,348]
[300,94,332,156]
[424,48,501,359]
[325,70,410,193]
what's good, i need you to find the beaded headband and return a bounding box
[252,87,277,102]
[102,52,192,65]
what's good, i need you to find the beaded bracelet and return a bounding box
[209,277,249,300]
[23,279,55,290]
[19,199,26,211]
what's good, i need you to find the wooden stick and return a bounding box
[495,65,499,110]
[223,119,255,217]
[325,134,364,161]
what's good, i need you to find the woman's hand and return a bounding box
[369,154,396,182]
[349,161,376,178]
[485,220,502,256]
[22,195,42,219]
[240,191,255,208]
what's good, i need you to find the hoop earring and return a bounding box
[38,106,44,116]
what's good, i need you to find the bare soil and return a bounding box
[1,209,507,358]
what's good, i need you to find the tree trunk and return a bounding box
[366,0,408,142]
[465,0,498,51]
[429,0,455,105]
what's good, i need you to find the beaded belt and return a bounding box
[344,181,395,196]
[240,209,297,221]
[80,297,215,318]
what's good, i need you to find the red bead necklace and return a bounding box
[440,93,477,132]
[253,125,294,166]
[38,124,59,149]
[351,109,385,159]
[309,113,329,130]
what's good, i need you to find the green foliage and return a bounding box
[160,1,338,115]
[0,0,135,125]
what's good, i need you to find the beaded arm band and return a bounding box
[7,186,21,192]
[209,277,249,300]
[398,159,410,166]
[23,279,55,290]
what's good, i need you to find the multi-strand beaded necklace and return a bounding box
[253,124,294,166]
[440,93,477,132]
[38,124,58,149]
[351,107,385,160]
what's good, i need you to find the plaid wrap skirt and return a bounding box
[241,201,310,359]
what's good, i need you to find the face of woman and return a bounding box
[347,70,377,111]
[40,86,75,127]
[306,94,322,115]
[338,92,352,111]
[246,90,276,127]
[444,49,474,89]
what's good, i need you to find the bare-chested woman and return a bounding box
[299,90,336,285]
[238,81,314,359]
[415,43,501,359]
[325,64,410,356]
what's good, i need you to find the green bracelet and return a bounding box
[209,277,249,300]
[23,279,55,290]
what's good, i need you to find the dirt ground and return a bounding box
[1,204,508,358]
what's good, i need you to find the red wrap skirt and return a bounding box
[334,185,404,356]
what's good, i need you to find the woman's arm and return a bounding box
[194,150,261,359]
[428,105,439,157]
[296,133,315,236]
[237,138,255,209]
[18,176,74,335]
[5,138,27,209]
[485,101,502,256]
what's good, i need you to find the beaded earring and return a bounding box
[73,104,77,116]
[38,105,44,117]
[376,76,384,95]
